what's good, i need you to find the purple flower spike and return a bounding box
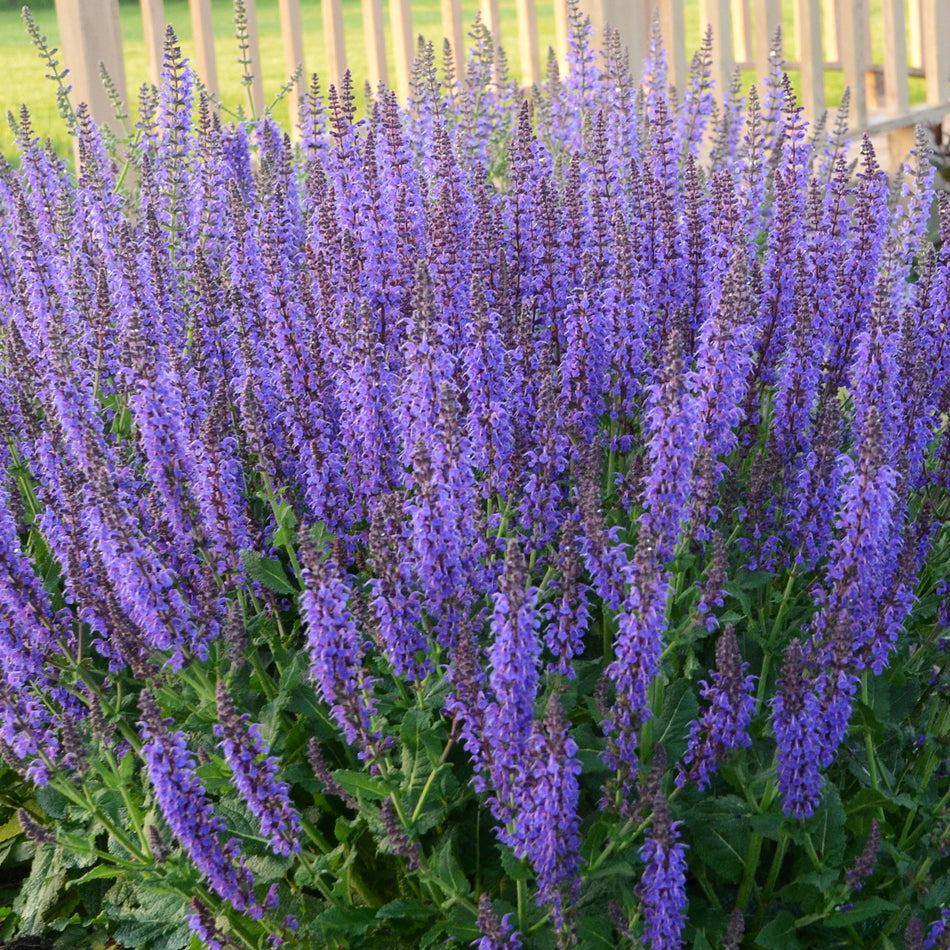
[678,625,756,790]
[298,536,383,757]
[214,682,302,857]
[138,690,260,916]
[771,640,823,819]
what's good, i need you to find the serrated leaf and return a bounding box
[652,679,700,763]
[754,909,801,950]
[808,785,846,866]
[682,796,748,884]
[36,786,69,820]
[576,914,616,949]
[12,846,66,934]
[376,898,437,921]
[824,898,897,928]
[497,843,533,881]
[333,770,388,800]
[240,550,296,595]
[0,814,21,844]
[111,890,191,950]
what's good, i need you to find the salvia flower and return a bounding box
[678,625,756,789]
[771,640,823,818]
[138,690,260,916]
[214,681,302,857]
[639,751,688,950]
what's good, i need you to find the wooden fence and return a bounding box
[55,0,950,160]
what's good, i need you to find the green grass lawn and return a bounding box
[0,0,931,159]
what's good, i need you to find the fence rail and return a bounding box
[55,0,950,163]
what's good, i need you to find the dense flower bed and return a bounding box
[1,12,949,950]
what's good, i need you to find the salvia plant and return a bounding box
[1,7,949,950]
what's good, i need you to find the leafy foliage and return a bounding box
[0,8,948,950]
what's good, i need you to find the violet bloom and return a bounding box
[771,640,823,818]
[298,537,382,756]
[513,698,582,931]
[639,786,688,949]
[604,538,670,797]
[678,626,756,790]
[639,331,698,565]
[138,690,261,917]
[482,541,540,824]
[214,682,302,857]
[475,893,523,950]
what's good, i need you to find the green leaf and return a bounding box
[754,909,801,950]
[497,843,533,882]
[70,865,126,885]
[0,815,21,844]
[110,889,192,950]
[35,786,69,820]
[576,914,616,949]
[682,796,749,885]
[240,550,296,595]
[652,679,700,763]
[823,898,897,928]
[376,899,437,921]
[808,785,846,866]
[12,846,66,934]
[333,770,388,800]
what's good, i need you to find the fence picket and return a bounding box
[362,0,387,91]
[657,0,687,93]
[731,0,751,63]
[239,0,266,115]
[882,0,909,115]
[699,0,733,99]
[515,0,541,86]
[753,0,781,80]
[794,0,823,123]
[140,0,165,88]
[277,0,305,130]
[921,0,950,107]
[838,0,868,128]
[322,0,347,93]
[48,0,950,155]
[389,0,414,100]
[907,0,923,70]
[189,0,218,96]
[56,0,127,133]
[442,0,466,70]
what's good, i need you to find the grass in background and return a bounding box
[0,0,932,159]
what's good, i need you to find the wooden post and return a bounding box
[389,0,414,100]
[515,0,541,86]
[882,0,909,115]
[322,0,347,93]
[140,0,165,89]
[794,0,823,124]
[278,0,305,130]
[55,0,128,133]
[362,0,387,92]
[907,0,923,70]
[823,0,840,62]
[921,0,950,106]
[657,0,688,94]
[754,0,781,80]
[731,0,751,64]
[242,0,266,116]
[838,0,868,128]
[442,0,465,71]
[601,0,652,76]
[189,0,218,96]
[699,0,734,98]
[479,0,503,81]
[553,0,568,73]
